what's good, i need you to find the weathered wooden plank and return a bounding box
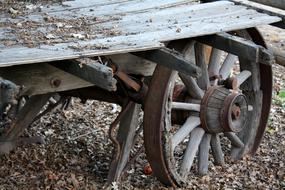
[231,0,285,28]
[107,103,141,183]
[0,63,94,96]
[250,0,285,10]
[0,1,280,66]
[52,58,117,91]
[133,48,201,78]
[196,32,274,65]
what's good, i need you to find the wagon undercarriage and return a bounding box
[0,0,283,187]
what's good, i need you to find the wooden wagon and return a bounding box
[0,0,284,187]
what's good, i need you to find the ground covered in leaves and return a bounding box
[0,62,284,190]
[0,61,285,189]
[0,1,284,189]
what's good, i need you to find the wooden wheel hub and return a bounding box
[201,86,248,134]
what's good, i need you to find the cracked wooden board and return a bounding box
[0,0,281,66]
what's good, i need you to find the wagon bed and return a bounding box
[0,0,281,67]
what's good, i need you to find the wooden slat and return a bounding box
[231,0,285,28]
[0,1,281,66]
[0,63,94,96]
[52,58,117,91]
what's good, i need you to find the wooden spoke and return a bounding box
[194,42,210,90]
[182,40,195,59]
[236,70,252,87]
[210,134,225,166]
[208,48,223,78]
[225,132,244,148]
[198,133,211,176]
[180,127,205,177]
[171,102,200,112]
[219,54,238,80]
[248,105,253,111]
[179,73,204,99]
[171,116,200,149]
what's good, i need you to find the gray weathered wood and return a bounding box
[195,43,210,90]
[133,48,202,78]
[52,58,117,91]
[0,63,94,96]
[231,0,285,28]
[171,116,200,149]
[210,134,225,166]
[180,127,205,177]
[107,54,156,76]
[0,1,280,66]
[179,74,204,99]
[225,132,244,148]
[208,48,223,77]
[171,102,200,112]
[196,32,274,65]
[219,54,238,80]
[198,133,211,175]
[236,70,252,87]
[107,103,141,183]
[0,94,51,141]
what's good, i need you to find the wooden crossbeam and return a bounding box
[196,32,274,65]
[132,48,202,78]
[52,58,117,91]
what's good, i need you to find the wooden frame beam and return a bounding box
[132,48,202,78]
[0,63,94,96]
[52,58,117,91]
[196,32,274,65]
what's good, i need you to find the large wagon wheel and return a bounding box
[143,28,272,186]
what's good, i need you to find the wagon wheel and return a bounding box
[143,29,272,186]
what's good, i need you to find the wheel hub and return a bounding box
[201,86,248,134]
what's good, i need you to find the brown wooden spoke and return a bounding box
[144,29,270,187]
[194,42,210,90]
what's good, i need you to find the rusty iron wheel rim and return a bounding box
[143,28,271,187]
